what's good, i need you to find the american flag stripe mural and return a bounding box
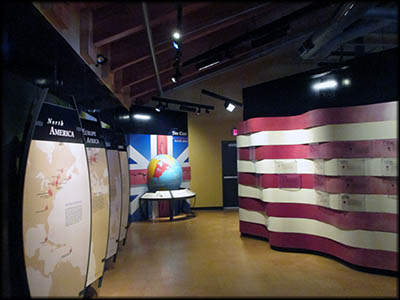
[237,101,398,271]
[127,134,190,221]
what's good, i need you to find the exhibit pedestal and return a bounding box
[139,188,196,221]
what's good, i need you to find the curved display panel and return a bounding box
[85,147,110,285]
[119,150,130,242]
[81,118,110,286]
[105,149,122,259]
[22,103,91,296]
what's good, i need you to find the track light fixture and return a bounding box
[201,89,243,113]
[224,101,236,112]
[171,68,181,83]
[155,102,164,112]
[196,107,201,115]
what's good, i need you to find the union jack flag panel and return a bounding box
[127,133,191,221]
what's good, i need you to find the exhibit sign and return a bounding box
[22,102,91,297]
[118,148,130,243]
[81,118,110,287]
[104,131,122,260]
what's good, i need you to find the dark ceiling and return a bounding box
[66,1,397,108]
[4,2,399,112]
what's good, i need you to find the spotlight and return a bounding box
[224,101,236,112]
[173,41,179,50]
[96,54,107,66]
[172,30,181,40]
[155,102,164,112]
[342,78,351,86]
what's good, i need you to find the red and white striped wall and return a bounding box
[237,101,398,271]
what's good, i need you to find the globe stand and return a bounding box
[139,188,196,221]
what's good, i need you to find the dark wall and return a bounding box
[109,105,188,136]
[243,48,398,120]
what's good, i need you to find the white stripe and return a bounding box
[177,147,189,167]
[238,208,398,252]
[237,120,397,147]
[238,185,398,213]
[268,217,397,252]
[150,135,157,159]
[239,208,268,226]
[127,145,149,170]
[129,185,148,214]
[237,158,397,177]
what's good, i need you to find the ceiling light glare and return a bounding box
[224,102,236,112]
[198,60,220,71]
[342,78,351,86]
[172,31,181,40]
[133,114,151,120]
[312,79,338,91]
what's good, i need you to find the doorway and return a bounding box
[221,141,238,208]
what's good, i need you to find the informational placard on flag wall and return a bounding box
[22,102,91,297]
[81,118,110,287]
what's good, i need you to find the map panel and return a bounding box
[119,151,130,241]
[23,140,91,297]
[105,149,122,259]
[86,147,110,286]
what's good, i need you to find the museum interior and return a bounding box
[1,2,398,298]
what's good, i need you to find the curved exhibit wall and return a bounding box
[22,102,91,297]
[105,148,122,259]
[81,118,110,287]
[118,150,130,243]
[237,101,398,272]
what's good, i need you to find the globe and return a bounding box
[147,154,183,192]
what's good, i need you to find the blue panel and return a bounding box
[172,136,188,159]
[129,134,151,161]
[128,157,137,164]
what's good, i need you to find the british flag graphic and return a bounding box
[127,133,191,221]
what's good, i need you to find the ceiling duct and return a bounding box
[363,7,398,21]
[182,3,328,68]
[315,19,394,59]
[298,2,376,59]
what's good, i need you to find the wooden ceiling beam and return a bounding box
[92,2,209,48]
[120,2,314,89]
[128,4,335,105]
[108,2,272,72]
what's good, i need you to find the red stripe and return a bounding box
[239,221,397,271]
[238,101,396,134]
[238,173,397,194]
[236,140,397,160]
[239,221,269,239]
[182,166,191,181]
[157,135,168,155]
[239,199,397,232]
[130,169,148,185]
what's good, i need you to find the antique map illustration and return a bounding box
[105,149,122,259]
[86,147,110,286]
[23,140,91,297]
